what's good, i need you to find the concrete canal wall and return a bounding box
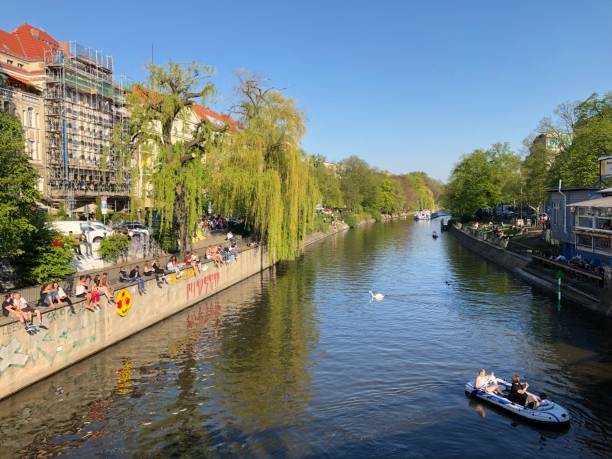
[0,224,350,401]
[449,224,611,316]
[0,246,271,401]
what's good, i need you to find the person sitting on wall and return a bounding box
[99,273,115,304]
[52,281,72,306]
[3,293,32,332]
[40,283,58,306]
[12,292,45,333]
[75,275,94,311]
[128,265,146,295]
[152,258,168,285]
[167,255,182,278]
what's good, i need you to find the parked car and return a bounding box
[51,220,112,243]
[113,221,150,238]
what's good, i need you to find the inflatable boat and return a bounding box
[465,377,570,425]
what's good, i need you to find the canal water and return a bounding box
[1,221,611,458]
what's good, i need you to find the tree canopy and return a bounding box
[0,111,40,258]
[126,62,221,251]
[208,75,320,260]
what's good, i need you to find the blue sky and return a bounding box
[3,0,611,180]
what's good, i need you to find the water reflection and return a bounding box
[0,221,611,458]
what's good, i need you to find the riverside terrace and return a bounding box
[0,244,266,401]
[0,236,251,329]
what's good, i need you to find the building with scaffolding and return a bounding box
[0,23,129,214]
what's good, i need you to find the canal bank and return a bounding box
[449,224,611,316]
[2,220,612,458]
[0,224,349,401]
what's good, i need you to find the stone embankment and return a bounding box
[449,224,612,317]
[0,224,349,401]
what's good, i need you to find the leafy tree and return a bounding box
[97,234,130,263]
[0,111,39,258]
[377,178,403,212]
[312,155,344,208]
[209,74,320,260]
[126,62,220,251]
[338,156,381,211]
[445,149,500,220]
[548,92,612,187]
[404,172,435,210]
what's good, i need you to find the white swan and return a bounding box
[369,290,384,301]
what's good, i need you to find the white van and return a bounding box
[51,220,112,243]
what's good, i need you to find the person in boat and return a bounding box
[509,375,540,409]
[475,369,501,394]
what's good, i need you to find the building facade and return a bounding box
[0,23,129,214]
[547,187,612,265]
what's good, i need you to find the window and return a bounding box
[17,63,23,68]
[7,59,13,65]
[594,237,611,253]
[27,107,33,128]
[27,140,35,159]
[577,234,593,249]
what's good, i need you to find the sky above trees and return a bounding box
[3,0,611,180]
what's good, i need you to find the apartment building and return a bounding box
[0,23,129,213]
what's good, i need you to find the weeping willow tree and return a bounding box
[125,62,223,251]
[209,75,320,260]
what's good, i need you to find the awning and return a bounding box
[568,196,612,208]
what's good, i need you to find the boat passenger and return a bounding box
[475,369,500,394]
[509,375,540,409]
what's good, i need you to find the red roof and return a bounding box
[192,103,238,130]
[0,23,61,61]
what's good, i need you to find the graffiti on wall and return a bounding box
[0,339,29,373]
[115,289,133,317]
[185,272,220,301]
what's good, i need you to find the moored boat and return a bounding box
[413,209,432,220]
[464,378,570,426]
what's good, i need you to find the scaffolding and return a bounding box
[44,41,130,214]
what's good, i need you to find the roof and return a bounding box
[192,103,238,130]
[0,23,61,61]
[568,196,612,208]
[130,85,238,130]
[6,73,37,89]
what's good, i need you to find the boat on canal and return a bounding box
[413,209,432,220]
[464,377,570,426]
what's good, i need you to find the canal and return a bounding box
[1,220,611,458]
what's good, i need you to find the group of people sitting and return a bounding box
[475,369,546,410]
[75,273,115,312]
[551,254,605,277]
[2,292,45,334]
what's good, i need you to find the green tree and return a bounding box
[338,156,380,211]
[445,149,499,220]
[548,92,612,187]
[126,62,220,251]
[404,172,435,210]
[377,178,403,212]
[97,234,130,263]
[0,110,39,258]
[209,75,320,260]
[311,155,344,208]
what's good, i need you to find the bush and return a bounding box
[13,215,75,285]
[97,234,130,263]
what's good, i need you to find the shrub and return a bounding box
[97,234,130,263]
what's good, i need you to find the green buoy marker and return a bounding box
[556,269,563,311]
